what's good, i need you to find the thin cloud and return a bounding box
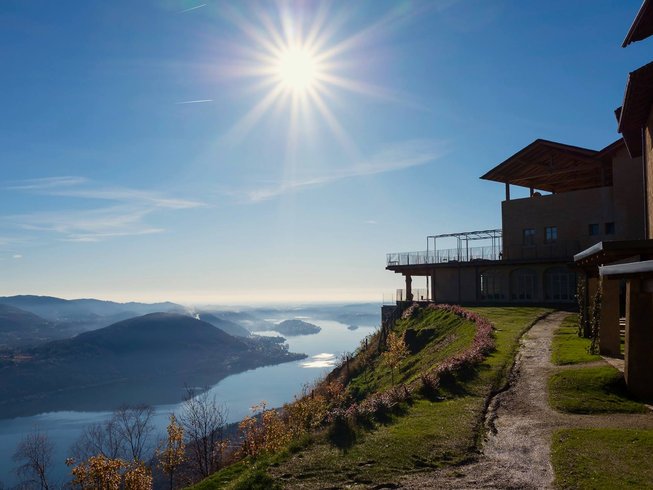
[364,220,378,225]
[3,177,204,243]
[7,206,163,243]
[45,187,204,210]
[63,229,165,243]
[180,4,207,13]
[175,99,213,104]
[12,254,22,259]
[244,139,447,202]
[5,176,88,191]
[7,177,205,210]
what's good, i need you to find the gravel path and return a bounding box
[400,311,653,489]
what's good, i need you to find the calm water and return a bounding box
[0,318,376,485]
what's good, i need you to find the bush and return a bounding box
[327,411,357,451]
[233,469,281,490]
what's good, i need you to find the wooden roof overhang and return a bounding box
[600,260,653,279]
[617,61,653,158]
[573,239,653,274]
[623,0,653,47]
[480,139,613,193]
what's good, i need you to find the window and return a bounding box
[605,222,615,235]
[480,270,507,300]
[544,267,577,301]
[511,269,537,301]
[589,223,599,236]
[545,226,558,243]
[523,228,535,245]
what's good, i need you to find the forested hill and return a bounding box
[0,313,305,418]
[0,303,56,348]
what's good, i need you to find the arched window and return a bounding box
[544,267,577,301]
[480,269,507,300]
[511,268,537,301]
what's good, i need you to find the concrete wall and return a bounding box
[502,187,615,259]
[613,145,646,241]
[432,267,478,304]
[431,262,576,305]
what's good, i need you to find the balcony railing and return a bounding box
[387,241,582,267]
[387,245,501,266]
[396,288,430,302]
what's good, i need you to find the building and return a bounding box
[386,138,644,306]
[574,0,653,399]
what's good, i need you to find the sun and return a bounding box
[218,2,400,148]
[274,46,320,93]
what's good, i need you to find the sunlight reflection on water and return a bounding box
[300,352,336,368]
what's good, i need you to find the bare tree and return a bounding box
[70,418,125,462]
[178,388,228,479]
[71,404,154,463]
[12,429,53,490]
[113,404,155,461]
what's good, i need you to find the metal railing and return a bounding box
[387,245,501,266]
[387,241,582,266]
[395,288,430,302]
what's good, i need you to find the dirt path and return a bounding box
[400,311,653,489]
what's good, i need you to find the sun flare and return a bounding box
[220,2,400,150]
[275,46,320,93]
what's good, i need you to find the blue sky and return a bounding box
[0,0,650,304]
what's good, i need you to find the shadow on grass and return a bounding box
[328,416,357,452]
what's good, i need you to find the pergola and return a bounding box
[426,229,502,263]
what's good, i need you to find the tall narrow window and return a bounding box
[605,222,615,235]
[523,228,535,245]
[589,223,599,236]
[511,268,537,301]
[545,226,558,243]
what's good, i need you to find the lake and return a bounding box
[0,317,377,485]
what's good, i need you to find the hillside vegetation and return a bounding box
[191,305,549,489]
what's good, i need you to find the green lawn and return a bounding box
[550,314,601,365]
[548,365,647,414]
[191,307,549,489]
[552,429,653,489]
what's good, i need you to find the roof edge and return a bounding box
[623,0,653,47]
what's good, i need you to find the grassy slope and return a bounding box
[550,314,601,365]
[552,429,653,490]
[548,366,648,414]
[192,306,549,489]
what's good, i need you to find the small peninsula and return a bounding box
[273,319,321,336]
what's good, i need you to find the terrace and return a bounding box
[386,229,502,267]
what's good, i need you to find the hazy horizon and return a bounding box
[0,289,384,307]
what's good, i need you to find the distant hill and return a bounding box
[0,304,61,348]
[0,313,305,418]
[197,312,251,337]
[273,319,321,336]
[206,310,276,332]
[0,295,186,323]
